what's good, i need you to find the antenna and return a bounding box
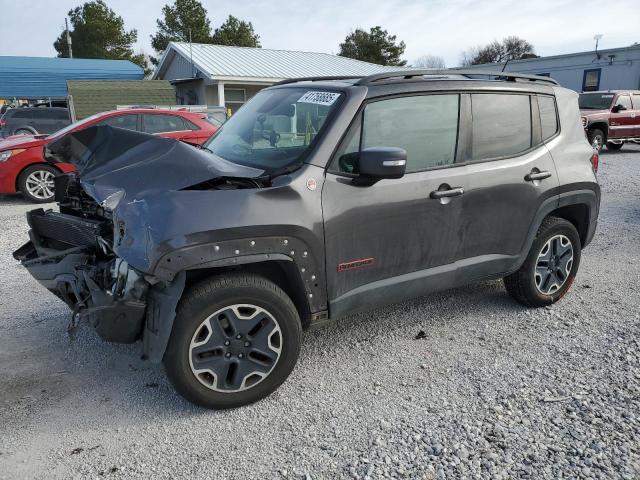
[65,18,73,58]
[593,34,603,58]
[189,29,194,78]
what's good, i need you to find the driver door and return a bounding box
[322,93,466,316]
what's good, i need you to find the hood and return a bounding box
[0,134,47,151]
[45,125,265,205]
[580,109,609,117]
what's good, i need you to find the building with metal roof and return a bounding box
[0,56,144,101]
[153,42,406,114]
[457,44,640,92]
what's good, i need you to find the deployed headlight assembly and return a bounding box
[0,149,26,162]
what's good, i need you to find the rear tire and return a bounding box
[587,128,604,152]
[606,142,623,151]
[164,273,302,409]
[504,217,581,307]
[14,128,34,135]
[18,164,58,203]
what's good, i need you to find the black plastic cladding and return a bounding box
[155,236,327,313]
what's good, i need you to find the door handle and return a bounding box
[524,171,552,182]
[429,187,464,199]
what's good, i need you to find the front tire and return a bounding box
[18,164,58,203]
[504,217,581,307]
[164,273,302,409]
[587,128,604,152]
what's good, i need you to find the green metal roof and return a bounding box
[67,80,176,119]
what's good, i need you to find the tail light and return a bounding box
[591,152,599,173]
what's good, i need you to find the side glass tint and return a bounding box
[470,94,532,160]
[362,95,459,173]
[538,96,558,141]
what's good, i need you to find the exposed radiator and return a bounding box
[27,209,107,247]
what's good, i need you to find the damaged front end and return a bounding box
[13,125,266,358]
[13,180,149,343]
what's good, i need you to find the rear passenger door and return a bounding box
[142,113,189,139]
[458,93,559,275]
[95,113,139,131]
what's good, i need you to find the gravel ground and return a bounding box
[1,146,639,480]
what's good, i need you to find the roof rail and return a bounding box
[273,75,360,86]
[355,69,559,86]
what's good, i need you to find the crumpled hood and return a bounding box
[45,125,265,204]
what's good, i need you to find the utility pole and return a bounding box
[65,18,73,58]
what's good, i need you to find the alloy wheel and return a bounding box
[534,234,574,295]
[189,304,282,392]
[25,170,55,200]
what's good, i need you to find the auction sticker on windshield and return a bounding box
[298,91,341,106]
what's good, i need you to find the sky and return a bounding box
[1,0,638,67]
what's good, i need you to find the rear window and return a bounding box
[470,94,532,160]
[538,96,558,141]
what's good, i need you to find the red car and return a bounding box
[0,109,219,202]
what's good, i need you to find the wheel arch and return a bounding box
[587,122,609,141]
[548,203,590,247]
[15,162,62,192]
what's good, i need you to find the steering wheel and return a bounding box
[231,143,251,155]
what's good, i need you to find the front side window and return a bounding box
[470,94,532,160]
[143,114,186,133]
[579,93,615,110]
[203,88,344,171]
[538,96,558,141]
[333,94,459,174]
[616,95,632,111]
[96,114,138,131]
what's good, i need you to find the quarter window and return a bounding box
[470,94,532,160]
[538,96,558,141]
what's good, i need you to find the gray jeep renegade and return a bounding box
[14,70,600,409]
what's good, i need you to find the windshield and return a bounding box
[45,112,104,140]
[579,93,615,110]
[202,88,344,170]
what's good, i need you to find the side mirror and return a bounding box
[358,147,407,181]
[612,104,627,113]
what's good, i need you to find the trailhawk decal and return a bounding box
[337,257,375,272]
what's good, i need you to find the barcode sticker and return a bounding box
[298,91,340,106]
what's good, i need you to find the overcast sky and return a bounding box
[1,0,638,66]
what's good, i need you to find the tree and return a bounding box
[339,26,407,66]
[460,36,537,66]
[212,15,261,48]
[413,54,446,69]
[150,0,213,64]
[54,1,148,73]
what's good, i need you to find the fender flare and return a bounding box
[514,188,599,272]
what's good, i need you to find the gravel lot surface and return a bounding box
[1,146,639,479]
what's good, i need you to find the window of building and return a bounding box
[538,96,558,141]
[96,114,138,131]
[470,93,532,160]
[582,69,601,92]
[143,114,186,133]
[225,89,246,115]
